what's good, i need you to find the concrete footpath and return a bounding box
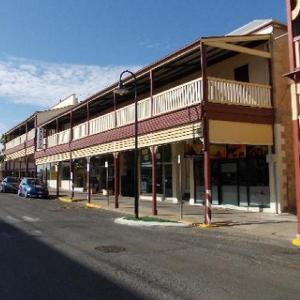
[54,190,298,246]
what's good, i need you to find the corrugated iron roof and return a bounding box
[227,19,273,36]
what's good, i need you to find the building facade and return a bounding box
[286,0,300,240]
[2,95,78,179]
[2,20,295,221]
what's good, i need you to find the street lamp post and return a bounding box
[114,70,139,219]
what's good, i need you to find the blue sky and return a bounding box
[0,0,286,134]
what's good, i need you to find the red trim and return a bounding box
[207,103,274,124]
[4,143,26,155]
[26,138,35,148]
[35,103,273,160]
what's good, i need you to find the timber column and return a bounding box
[201,42,212,225]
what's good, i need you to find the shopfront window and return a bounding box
[140,145,172,197]
[157,145,172,197]
[74,158,87,190]
[141,148,152,194]
[194,144,270,207]
[91,155,114,194]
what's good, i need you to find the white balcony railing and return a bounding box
[208,77,271,108]
[45,77,272,148]
[6,132,28,150]
[89,111,115,135]
[153,78,203,116]
[47,128,70,147]
[27,128,35,140]
[73,122,88,140]
[47,133,58,148]
[116,98,151,127]
[58,129,71,145]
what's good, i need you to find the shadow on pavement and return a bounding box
[0,220,142,300]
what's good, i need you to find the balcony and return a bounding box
[47,129,71,148]
[5,129,36,151]
[45,77,271,148]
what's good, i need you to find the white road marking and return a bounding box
[6,215,21,223]
[22,216,40,222]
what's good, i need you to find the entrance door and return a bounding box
[157,163,173,198]
[194,159,204,204]
[220,161,238,205]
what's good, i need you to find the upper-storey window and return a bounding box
[234,64,249,82]
[292,0,300,37]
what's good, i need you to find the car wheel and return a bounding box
[2,186,6,193]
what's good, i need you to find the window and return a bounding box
[234,65,249,82]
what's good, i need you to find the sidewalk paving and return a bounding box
[52,190,298,245]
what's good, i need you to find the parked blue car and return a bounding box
[18,178,49,198]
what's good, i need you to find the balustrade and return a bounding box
[43,76,272,149]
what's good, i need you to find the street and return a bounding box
[0,193,300,300]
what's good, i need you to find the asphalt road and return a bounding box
[0,193,300,300]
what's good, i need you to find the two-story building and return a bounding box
[285,0,300,243]
[30,20,294,221]
[2,95,78,179]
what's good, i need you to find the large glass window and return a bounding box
[140,145,172,197]
[194,144,270,207]
[91,155,114,194]
[141,148,152,194]
[74,158,87,189]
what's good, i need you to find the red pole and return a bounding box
[151,146,158,215]
[150,69,154,117]
[200,42,212,225]
[114,153,119,208]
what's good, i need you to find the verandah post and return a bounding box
[200,42,212,225]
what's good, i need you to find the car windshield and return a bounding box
[7,178,18,183]
[27,179,42,186]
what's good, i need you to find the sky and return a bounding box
[0,0,286,135]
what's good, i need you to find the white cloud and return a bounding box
[139,39,176,51]
[0,56,141,107]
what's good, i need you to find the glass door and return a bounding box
[220,161,238,205]
[194,158,204,204]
